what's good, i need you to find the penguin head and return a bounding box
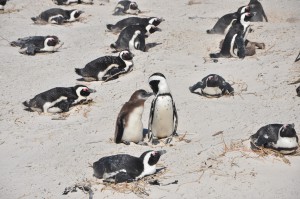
[206,74,221,87]
[69,9,84,21]
[119,50,134,61]
[279,124,297,138]
[129,2,139,10]
[140,150,166,166]
[45,36,60,47]
[237,5,250,13]
[129,89,153,101]
[74,85,96,97]
[148,73,170,94]
[145,24,162,35]
[148,17,164,26]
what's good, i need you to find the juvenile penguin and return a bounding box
[23,85,96,113]
[113,0,140,16]
[250,124,299,154]
[207,5,250,35]
[93,150,166,183]
[0,0,7,10]
[75,50,134,82]
[114,89,153,145]
[296,86,300,96]
[10,35,63,55]
[110,24,161,52]
[148,73,178,144]
[53,0,93,5]
[107,17,164,33]
[31,8,84,24]
[248,0,268,22]
[189,74,234,97]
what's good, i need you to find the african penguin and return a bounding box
[31,8,84,24]
[10,35,63,55]
[248,0,268,22]
[148,73,178,144]
[75,50,134,82]
[23,85,96,113]
[107,17,164,33]
[93,150,166,183]
[189,74,234,97]
[53,0,93,5]
[207,5,250,35]
[296,86,300,96]
[114,89,153,145]
[250,124,299,154]
[113,0,140,16]
[110,24,161,52]
[0,0,7,10]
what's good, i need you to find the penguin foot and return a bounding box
[137,141,148,146]
[122,141,130,145]
[165,137,173,144]
[152,138,160,145]
[172,132,179,137]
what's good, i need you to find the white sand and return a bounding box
[0,0,299,198]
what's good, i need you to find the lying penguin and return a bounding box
[107,17,164,33]
[250,124,299,154]
[31,8,84,24]
[113,0,140,16]
[53,0,93,5]
[248,0,268,22]
[114,89,153,145]
[93,150,166,183]
[23,85,96,113]
[10,35,63,55]
[75,50,134,82]
[0,0,7,10]
[189,74,234,97]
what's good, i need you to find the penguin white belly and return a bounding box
[48,14,63,23]
[152,97,174,138]
[202,86,222,96]
[272,137,298,149]
[122,107,144,143]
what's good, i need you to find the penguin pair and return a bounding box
[31,8,84,24]
[53,0,93,5]
[189,74,234,97]
[10,35,63,55]
[110,24,161,52]
[0,0,7,10]
[93,150,166,183]
[113,0,140,16]
[75,50,134,82]
[23,85,96,113]
[250,124,298,154]
[107,17,164,34]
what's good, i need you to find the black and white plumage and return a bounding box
[75,50,134,82]
[148,73,178,144]
[31,8,84,24]
[0,0,7,10]
[250,124,299,154]
[248,0,268,22]
[114,89,153,145]
[110,24,161,52]
[189,74,234,97]
[113,0,140,16]
[296,86,300,96]
[10,35,63,55]
[53,0,93,5]
[23,85,96,113]
[107,17,164,33]
[93,150,166,183]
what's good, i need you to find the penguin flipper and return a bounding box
[105,172,134,183]
[221,82,234,95]
[209,53,221,58]
[235,35,245,59]
[148,98,156,140]
[189,81,205,93]
[114,112,126,143]
[172,102,178,136]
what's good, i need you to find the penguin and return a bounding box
[23,85,96,113]
[110,24,161,52]
[31,8,84,24]
[296,86,300,96]
[189,74,234,97]
[93,150,166,183]
[53,0,93,5]
[113,0,140,16]
[248,0,268,22]
[107,17,164,33]
[148,73,178,144]
[0,0,7,10]
[114,89,153,145]
[250,124,299,154]
[10,35,63,55]
[207,5,250,35]
[75,50,134,82]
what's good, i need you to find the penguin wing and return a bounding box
[172,102,178,135]
[147,98,157,139]
[235,33,246,59]
[114,111,127,143]
[220,81,234,95]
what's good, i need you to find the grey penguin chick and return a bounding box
[93,150,166,183]
[53,0,93,5]
[10,35,63,55]
[148,73,178,144]
[114,89,153,145]
[189,74,234,97]
[113,0,140,16]
[250,124,298,154]
[75,50,134,82]
[248,0,268,22]
[106,17,164,33]
[31,8,84,24]
[23,85,96,113]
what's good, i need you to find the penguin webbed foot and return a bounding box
[121,140,130,145]
[137,141,148,146]
[151,137,160,145]
[165,137,173,144]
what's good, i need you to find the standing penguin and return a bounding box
[148,73,178,144]
[250,124,299,154]
[248,0,268,22]
[113,0,140,16]
[93,150,166,183]
[114,89,153,145]
[53,0,93,5]
[75,50,134,82]
[23,85,96,113]
[31,8,84,24]
[0,0,7,10]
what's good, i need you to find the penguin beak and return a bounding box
[78,10,84,15]
[160,18,165,22]
[145,92,153,97]
[157,150,167,156]
[155,27,162,32]
[88,88,96,93]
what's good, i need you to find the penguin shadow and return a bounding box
[145,42,162,52]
